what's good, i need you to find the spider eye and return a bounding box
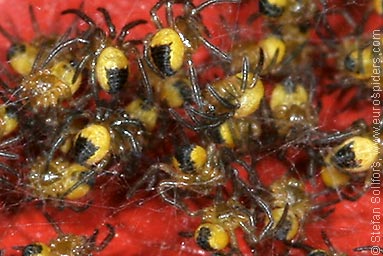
[149,28,185,76]
[96,46,130,93]
[73,124,111,165]
[194,223,229,251]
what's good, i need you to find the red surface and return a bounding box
[0,0,381,255]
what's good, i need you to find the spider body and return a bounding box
[28,157,92,201]
[126,143,228,208]
[43,106,146,175]
[153,70,193,108]
[266,177,311,241]
[268,77,318,142]
[71,109,146,168]
[0,106,18,138]
[320,133,380,199]
[17,213,115,256]
[230,36,287,75]
[145,0,240,78]
[61,7,148,94]
[194,198,257,252]
[0,5,60,76]
[20,58,82,110]
[208,116,262,151]
[170,56,264,133]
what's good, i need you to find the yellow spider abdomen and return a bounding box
[330,136,379,173]
[172,144,207,174]
[195,223,229,251]
[258,36,286,70]
[96,46,130,93]
[73,124,111,166]
[7,43,38,76]
[149,28,185,76]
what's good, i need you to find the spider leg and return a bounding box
[63,201,92,212]
[312,119,367,147]
[272,203,290,240]
[150,0,168,29]
[187,58,203,109]
[207,83,238,111]
[186,103,232,124]
[339,187,367,202]
[28,5,41,36]
[165,0,175,28]
[41,37,90,69]
[61,8,97,27]
[58,169,96,201]
[321,230,338,254]
[127,46,154,104]
[240,220,259,246]
[120,128,142,155]
[157,180,195,214]
[97,8,116,39]
[168,107,201,131]
[198,35,232,62]
[117,20,147,45]
[89,52,102,107]
[0,134,21,150]
[0,176,16,188]
[0,24,19,44]
[264,48,280,73]
[93,223,116,252]
[43,211,65,236]
[239,56,249,92]
[247,12,261,25]
[71,48,92,85]
[227,228,242,255]
[87,228,99,249]
[125,164,159,199]
[191,0,241,17]
[232,158,261,190]
[43,111,83,171]
[250,48,264,86]
[0,162,19,177]
[234,171,273,240]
